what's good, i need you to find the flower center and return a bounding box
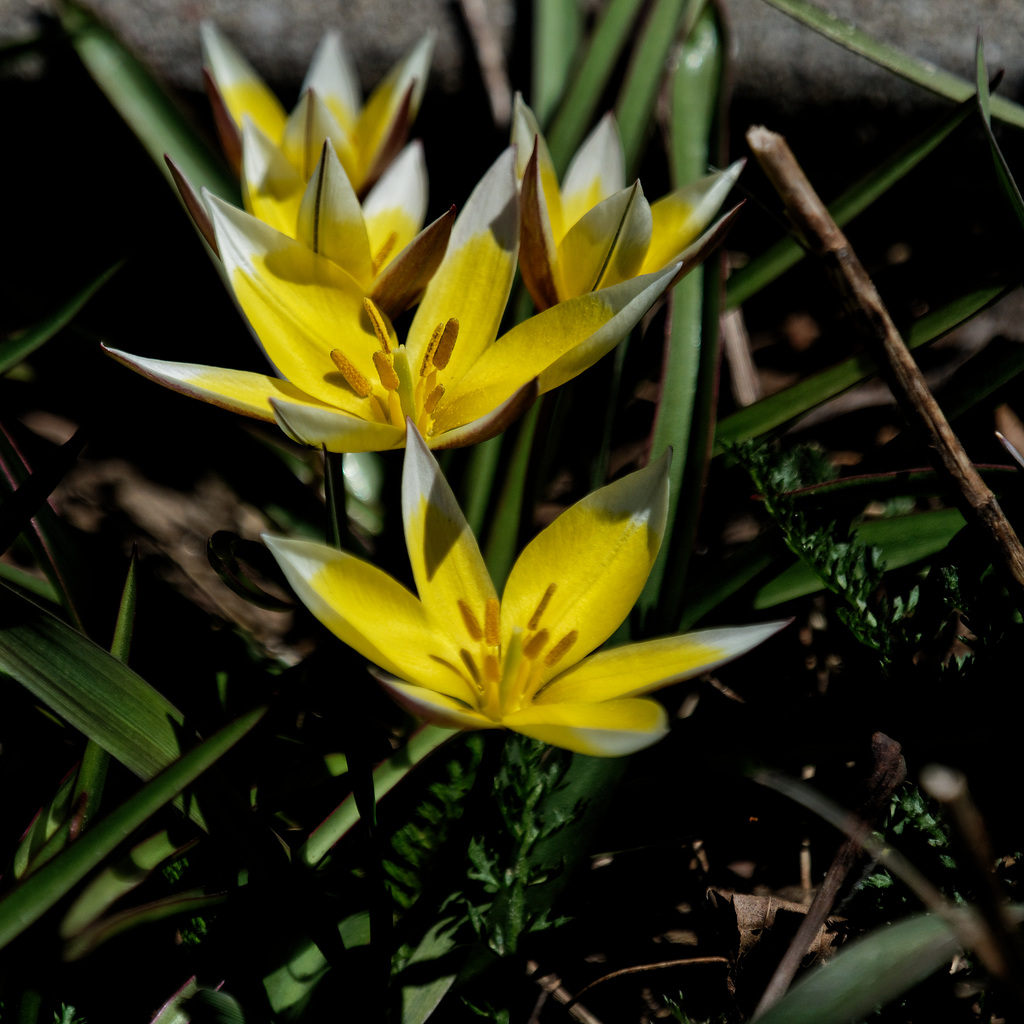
[451,582,579,720]
[328,306,460,436]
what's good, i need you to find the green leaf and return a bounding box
[754,507,965,608]
[975,37,1024,233]
[726,99,974,308]
[713,284,1009,453]
[531,0,584,127]
[0,263,121,375]
[546,0,647,173]
[634,5,722,633]
[756,909,976,1024]
[0,705,264,950]
[615,0,689,177]
[0,581,190,792]
[296,726,456,869]
[57,1,238,201]
[759,0,1024,130]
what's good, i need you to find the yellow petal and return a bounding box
[200,21,287,143]
[429,265,679,432]
[264,535,476,705]
[402,425,497,648]
[427,379,537,450]
[405,147,519,382]
[371,670,499,732]
[207,193,383,409]
[560,112,624,228]
[104,346,319,422]
[362,142,429,267]
[353,33,435,189]
[240,121,304,234]
[536,621,790,705]
[297,141,373,286]
[301,31,361,134]
[269,397,405,452]
[281,89,354,182]
[556,182,652,298]
[511,94,565,240]
[500,451,671,684]
[503,698,668,756]
[641,161,744,275]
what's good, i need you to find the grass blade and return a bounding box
[759,0,1024,130]
[531,0,583,127]
[0,705,264,950]
[0,263,121,375]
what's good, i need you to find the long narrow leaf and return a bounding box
[713,284,1009,452]
[0,705,264,950]
[547,0,646,172]
[759,0,1024,130]
[0,263,121,375]
[531,0,583,127]
[726,100,974,308]
[57,1,238,200]
[615,0,689,177]
[975,38,1024,233]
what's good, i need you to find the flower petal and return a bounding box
[362,141,429,268]
[640,160,744,274]
[402,424,497,648]
[503,698,668,756]
[556,182,653,298]
[207,193,382,408]
[370,205,455,320]
[536,621,791,705]
[269,397,405,452]
[560,112,624,228]
[281,89,354,183]
[353,33,435,189]
[427,379,537,450]
[240,121,304,235]
[264,535,475,704]
[370,669,498,731]
[511,95,564,239]
[301,31,361,134]
[297,141,374,286]
[500,450,671,682]
[518,139,562,311]
[429,264,679,432]
[200,21,286,143]
[406,147,519,381]
[104,346,318,422]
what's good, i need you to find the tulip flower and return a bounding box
[511,96,744,310]
[201,21,432,195]
[107,149,681,453]
[266,424,786,756]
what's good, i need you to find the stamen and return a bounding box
[387,390,404,425]
[457,600,483,641]
[370,395,389,422]
[523,629,549,661]
[484,653,500,684]
[484,598,500,646]
[423,384,444,415]
[459,648,481,685]
[330,349,372,397]
[420,322,445,376]
[372,350,400,391]
[362,297,391,353]
[371,231,399,275]
[543,630,578,667]
[432,318,459,370]
[528,583,557,630]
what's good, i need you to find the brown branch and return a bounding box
[745,125,1024,594]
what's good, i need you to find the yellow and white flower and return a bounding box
[511,96,743,310]
[108,149,681,453]
[266,424,787,756]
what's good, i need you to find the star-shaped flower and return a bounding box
[511,96,743,310]
[266,424,787,756]
[108,149,681,453]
